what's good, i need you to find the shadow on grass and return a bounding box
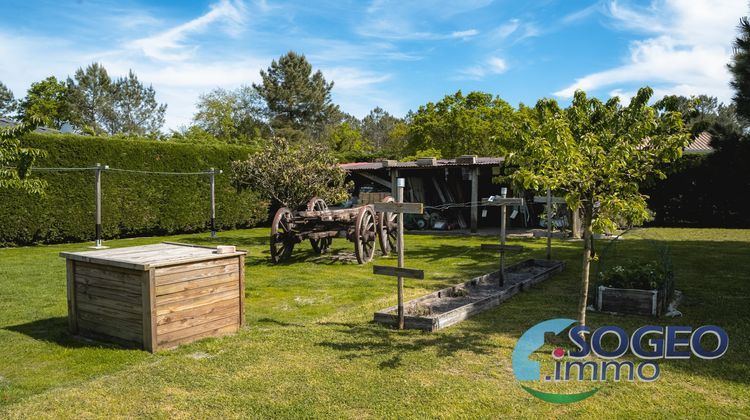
[316,322,497,369]
[256,317,305,328]
[3,317,123,349]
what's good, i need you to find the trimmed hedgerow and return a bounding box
[0,133,267,246]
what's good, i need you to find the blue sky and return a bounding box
[0,0,745,130]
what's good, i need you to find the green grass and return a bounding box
[1,228,748,418]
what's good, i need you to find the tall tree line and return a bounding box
[0,63,166,136]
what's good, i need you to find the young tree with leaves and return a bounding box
[193,86,267,144]
[509,88,689,326]
[0,81,16,118]
[17,76,70,128]
[253,51,338,140]
[0,117,46,194]
[407,90,517,158]
[230,137,351,210]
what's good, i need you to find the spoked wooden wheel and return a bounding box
[270,207,295,263]
[307,197,332,253]
[377,196,399,256]
[354,206,377,264]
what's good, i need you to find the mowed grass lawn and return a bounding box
[1,228,749,418]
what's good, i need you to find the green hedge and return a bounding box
[1,133,267,246]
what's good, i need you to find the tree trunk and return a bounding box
[577,210,593,327]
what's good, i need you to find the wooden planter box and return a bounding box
[596,285,663,317]
[60,242,246,352]
[374,259,565,331]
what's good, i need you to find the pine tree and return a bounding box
[729,16,750,121]
[66,63,115,135]
[253,51,338,139]
[111,70,166,136]
[0,81,16,118]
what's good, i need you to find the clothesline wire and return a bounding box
[2,166,218,176]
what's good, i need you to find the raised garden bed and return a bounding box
[593,258,675,317]
[596,286,662,316]
[373,259,565,331]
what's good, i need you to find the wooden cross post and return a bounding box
[480,187,524,287]
[373,178,424,330]
[533,191,566,261]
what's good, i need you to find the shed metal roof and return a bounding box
[340,157,504,171]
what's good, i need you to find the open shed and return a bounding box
[340,156,519,232]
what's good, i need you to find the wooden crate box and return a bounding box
[60,242,246,352]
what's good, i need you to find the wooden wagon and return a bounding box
[270,197,399,264]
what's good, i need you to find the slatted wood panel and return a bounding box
[63,244,245,352]
[598,287,661,317]
[71,261,144,345]
[153,256,242,350]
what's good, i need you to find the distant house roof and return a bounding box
[685,131,714,154]
[0,117,60,134]
[340,156,504,171]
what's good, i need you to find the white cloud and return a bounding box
[322,67,392,90]
[554,0,744,103]
[491,19,520,39]
[489,18,540,42]
[451,29,480,40]
[322,67,402,118]
[358,0,491,40]
[560,3,603,25]
[128,0,247,61]
[457,56,508,80]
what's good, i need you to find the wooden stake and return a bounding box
[396,178,405,330]
[499,187,507,287]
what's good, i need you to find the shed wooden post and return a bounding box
[390,168,399,197]
[546,188,552,260]
[470,167,479,233]
[571,207,582,239]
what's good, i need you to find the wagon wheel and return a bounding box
[354,206,377,264]
[270,207,295,263]
[306,197,332,253]
[377,196,399,256]
[306,197,329,212]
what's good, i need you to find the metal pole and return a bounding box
[91,163,108,249]
[470,167,479,233]
[210,168,216,238]
[397,177,405,330]
[499,187,507,287]
[546,188,552,260]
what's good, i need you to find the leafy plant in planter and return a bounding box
[593,235,676,316]
[597,261,669,291]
